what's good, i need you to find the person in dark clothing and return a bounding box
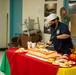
[46,13,73,54]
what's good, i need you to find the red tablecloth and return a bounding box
[6,48,60,75]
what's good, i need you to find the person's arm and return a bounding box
[50,34,70,41]
[57,34,70,39]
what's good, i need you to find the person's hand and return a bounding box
[50,36,57,41]
[47,41,52,45]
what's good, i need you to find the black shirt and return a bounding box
[50,22,73,54]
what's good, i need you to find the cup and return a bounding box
[31,43,36,48]
[27,42,32,49]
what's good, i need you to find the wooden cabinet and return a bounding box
[20,34,42,48]
[70,14,76,46]
[70,14,76,38]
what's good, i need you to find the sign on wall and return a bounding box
[44,0,57,34]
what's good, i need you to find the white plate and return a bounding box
[24,50,28,52]
[15,50,28,53]
[60,63,72,68]
[73,62,76,64]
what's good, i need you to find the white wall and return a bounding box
[22,0,63,42]
[0,0,9,48]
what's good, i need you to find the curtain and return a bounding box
[63,0,69,16]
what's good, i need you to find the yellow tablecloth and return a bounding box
[57,66,76,75]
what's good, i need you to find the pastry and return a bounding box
[48,58,55,63]
[61,63,70,67]
[59,59,67,63]
[15,48,25,52]
[52,61,60,65]
[27,48,61,59]
[68,61,73,64]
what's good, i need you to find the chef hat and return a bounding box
[46,13,57,22]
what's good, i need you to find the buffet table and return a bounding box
[0,48,76,75]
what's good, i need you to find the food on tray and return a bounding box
[52,61,60,65]
[27,48,61,59]
[15,48,25,52]
[27,43,61,59]
[48,58,55,63]
[39,44,46,49]
[68,61,73,64]
[68,60,75,65]
[59,59,67,63]
[60,63,71,67]
[36,43,47,50]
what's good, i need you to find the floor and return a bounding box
[0,51,5,75]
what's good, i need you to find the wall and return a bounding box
[22,0,63,42]
[0,0,9,48]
